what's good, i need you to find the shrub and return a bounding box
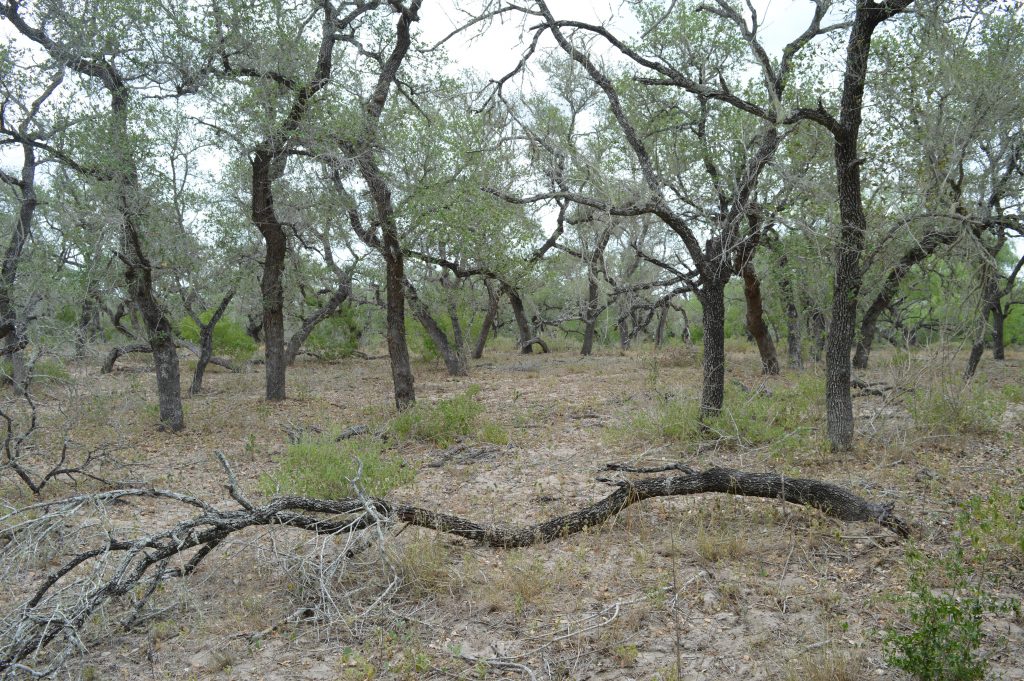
[390,385,506,446]
[177,312,256,362]
[305,304,361,360]
[259,434,413,499]
[884,549,1000,681]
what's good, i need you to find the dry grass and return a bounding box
[0,344,1022,679]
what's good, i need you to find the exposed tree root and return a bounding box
[0,455,908,674]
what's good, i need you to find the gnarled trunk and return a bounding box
[285,282,351,366]
[472,282,499,360]
[505,285,534,354]
[742,262,780,375]
[252,148,288,402]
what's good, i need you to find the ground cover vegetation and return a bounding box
[0,0,1022,678]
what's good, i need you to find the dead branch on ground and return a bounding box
[0,454,908,674]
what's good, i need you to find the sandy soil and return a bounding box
[2,344,1022,680]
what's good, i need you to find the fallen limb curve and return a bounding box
[0,461,907,673]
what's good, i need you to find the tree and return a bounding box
[3,0,188,431]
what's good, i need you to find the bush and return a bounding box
[390,385,506,446]
[259,434,413,499]
[884,548,1006,681]
[177,312,256,363]
[305,303,361,360]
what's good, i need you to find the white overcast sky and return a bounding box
[418,0,824,81]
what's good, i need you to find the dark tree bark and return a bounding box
[284,281,351,366]
[188,290,235,395]
[654,303,669,347]
[965,264,1000,378]
[698,280,727,418]
[991,302,1005,361]
[805,0,914,451]
[742,262,780,375]
[472,282,499,360]
[504,284,535,354]
[406,280,468,376]
[853,228,961,369]
[251,148,288,401]
[776,260,803,369]
[581,227,612,356]
[0,143,37,397]
[4,5,185,430]
[349,1,421,409]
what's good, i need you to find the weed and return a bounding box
[695,524,748,563]
[390,385,504,447]
[259,434,413,499]
[884,548,1012,681]
[956,490,1024,569]
[391,534,457,598]
[611,643,639,667]
[908,378,1006,436]
[783,647,868,681]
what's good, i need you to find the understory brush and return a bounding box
[884,493,1023,680]
[259,434,413,499]
[389,385,507,446]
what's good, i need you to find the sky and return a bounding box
[417,0,831,81]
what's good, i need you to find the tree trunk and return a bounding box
[823,0,912,451]
[0,142,36,397]
[654,304,669,348]
[407,282,468,377]
[853,228,960,370]
[699,281,726,418]
[252,148,288,402]
[777,264,803,369]
[189,290,234,395]
[284,282,351,366]
[505,285,534,354]
[113,96,184,431]
[965,266,999,378]
[472,283,499,360]
[991,302,1005,361]
[742,262,780,375]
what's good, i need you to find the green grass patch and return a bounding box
[259,435,413,499]
[390,385,507,446]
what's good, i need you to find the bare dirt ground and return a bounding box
[2,342,1023,680]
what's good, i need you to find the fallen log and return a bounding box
[0,456,908,673]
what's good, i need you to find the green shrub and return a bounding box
[884,548,1009,681]
[390,385,506,446]
[177,312,256,362]
[259,435,413,499]
[305,304,361,360]
[956,491,1024,568]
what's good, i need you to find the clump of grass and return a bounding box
[908,378,1006,436]
[390,385,507,446]
[694,522,748,563]
[784,647,868,681]
[391,533,459,598]
[259,434,413,499]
